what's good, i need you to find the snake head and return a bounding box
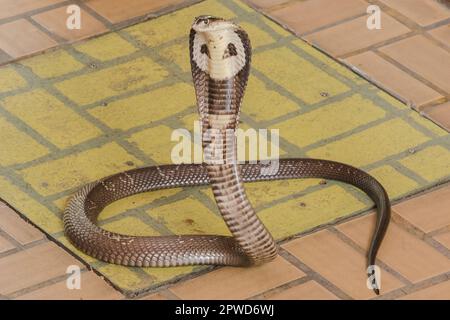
[192,15,238,32]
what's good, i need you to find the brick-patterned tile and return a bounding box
[32,6,108,42]
[380,35,450,92]
[139,292,169,300]
[0,235,15,253]
[380,0,450,27]
[428,24,450,47]
[399,280,450,300]
[422,101,450,131]
[85,0,186,24]
[169,256,305,299]
[305,13,410,57]
[393,185,450,233]
[0,242,81,295]
[434,232,450,250]
[337,214,450,283]
[282,230,403,299]
[345,51,442,108]
[266,281,339,300]
[0,0,65,20]
[269,0,368,35]
[0,205,44,245]
[15,271,123,300]
[0,19,57,58]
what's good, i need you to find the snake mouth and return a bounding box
[192,15,237,32]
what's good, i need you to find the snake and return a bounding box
[64,16,390,294]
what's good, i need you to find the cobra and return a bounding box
[64,16,390,294]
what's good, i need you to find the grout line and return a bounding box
[375,272,450,300]
[7,268,89,299]
[248,276,312,300]
[328,226,413,286]
[278,248,353,300]
[374,50,449,98]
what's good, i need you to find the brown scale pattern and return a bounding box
[64,19,390,294]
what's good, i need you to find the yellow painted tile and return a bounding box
[19,142,142,196]
[21,50,84,78]
[143,265,196,284]
[259,185,366,239]
[103,216,159,236]
[97,264,143,291]
[0,67,27,93]
[0,176,63,234]
[147,196,231,236]
[253,47,349,104]
[0,116,48,166]
[89,83,195,131]
[75,33,137,61]
[125,0,235,47]
[54,57,168,105]
[202,178,322,209]
[275,94,386,147]
[243,75,299,121]
[368,165,418,199]
[408,111,448,137]
[98,188,181,221]
[399,146,450,182]
[238,122,286,162]
[292,39,366,85]
[2,89,101,148]
[307,118,430,167]
[127,125,175,164]
[377,90,407,110]
[159,42,191,72]
[239,21,275,48]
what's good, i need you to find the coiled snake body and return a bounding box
[64,16,390,293]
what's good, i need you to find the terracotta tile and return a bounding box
[380,0,450,27]
[0,0,65,20]
[85,0,186,24]
[428,24,450,47]
[399,280,450,300]
[337,215,450,283]
[379,35,450,92]
[169,256,305,299]
[345,51,443,107]
[393,186,450,233]
[245,0,291,10]
[269,0,368,35]
[305,13,410,56]
[32,6,108,42]
[282,230,403,299]
[0,242,81,295]
[434,232,450,250]
[266,280,339,300]
[0,19,57,58]
[422,102,450,131]
[0,206,44,245]
[0,235,15,253]
[16,271,123,300]
[139,292,169,300]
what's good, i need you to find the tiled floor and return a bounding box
[244,0,450,130]
[0,0,449,300]
[1,184,449,299]
[0,0,199,65]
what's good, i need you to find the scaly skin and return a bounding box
[64,16,390,294]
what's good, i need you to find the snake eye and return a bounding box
[203,19,209,25]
